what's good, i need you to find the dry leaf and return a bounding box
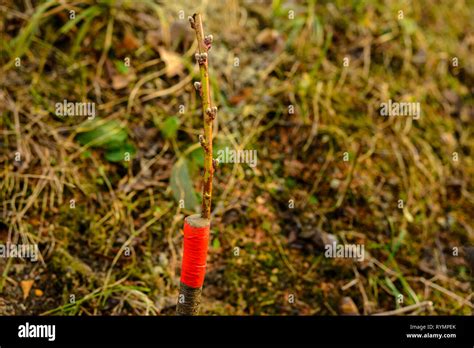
[34,289,44,297]
[158,47,184,78]
[229,87,253,105]
[112,73,136,90]
[122,31,139,50]
[20,280,34,300]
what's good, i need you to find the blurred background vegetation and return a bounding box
[0,0,473,315]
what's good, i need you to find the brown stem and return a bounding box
[190,13,215,220]
[176,282,203,315]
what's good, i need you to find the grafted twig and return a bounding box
[176,12,215,316]
[189,13,215,220]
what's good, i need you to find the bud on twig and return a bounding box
[199,134,208,152]
[195,52,208,65]
[188,16,195,29]
[206,106,217,120]
[204,34,213,50]
[212,158,219,171]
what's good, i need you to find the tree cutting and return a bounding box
[176,13,216,316]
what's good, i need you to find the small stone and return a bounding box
[339,296,360,315]
[330,178,341,189]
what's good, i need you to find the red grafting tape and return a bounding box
[180,218,210,288]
